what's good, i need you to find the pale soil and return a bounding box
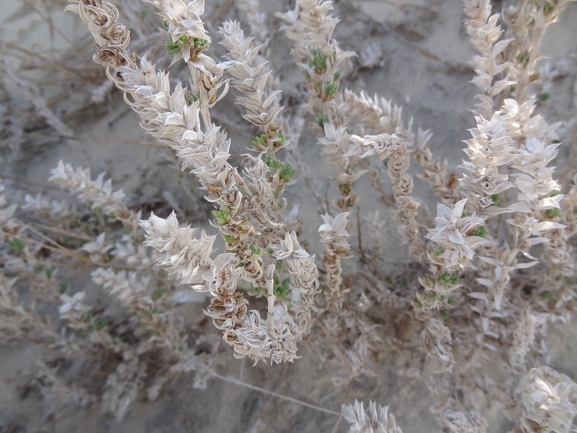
[1,0,577,432]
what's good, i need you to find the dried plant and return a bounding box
[1,0,577,431]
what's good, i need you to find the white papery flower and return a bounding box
[59,292,87,316]
[271,231,309,262]
[426,198,487,266]
[147,0,211,63]
[141,212,220,289]
[319,212,350,251]
[81,233,112,264]
[342,400,403,433]
[518,366,577,433]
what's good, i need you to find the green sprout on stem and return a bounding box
[339,183,351,194]
[264,154,283,171]
[472,226,488,238]
[249,244,262,256]
[253,134,267,149]
[309,49,327,74]
[323,82,338,99]
[186,95,199,105]
[95,317,108,331]
[212,206,231,224]
[61,236,73,245]
[433,245,445,256]
[317,116,328,129]
[10,239,25,253]
[490,194,504,207]
[279,163,295,181]
[152,289,166,301]
[273,274,291,299]
[165,34,189,56]
[516,53,529,68]
[192,38,210,50]
[274,131,286,147]
[438,272,462,286]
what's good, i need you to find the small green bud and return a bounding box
[151,289,166,302]
[546,208,561,218]
[438,272,462,286]
[433,245,445,256]
[253,133,267,149]
[324,82,338,99]
[95,317,107,331]
[279,163,295,181]
[490,194,504,207]
[165,34,189,56]
[61,236,73,245]
[309,49,327,74]
[472,226,488,238]
[264,154,283,170]
[274,131,286,146]
[186,95,199,105]
[249,244,262,256]
[212,206,231,224]
[10,239,25,253]
[192,38,210,50]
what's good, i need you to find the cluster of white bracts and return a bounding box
[425,198,487,270]
[141,211,318,362]
[318,212,350,309]
[342,400,403,433]
[49,160,140,232]
[66,0,321,363]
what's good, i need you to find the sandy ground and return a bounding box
[1,0,577,432]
